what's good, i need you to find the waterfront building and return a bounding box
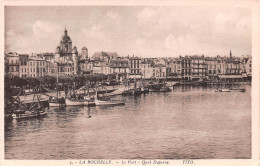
[92,60,111,75]
[242,56,252,78]
[205,57,218,81]
[110,59,129,81]
[5,52,20,78]
[42,53,55,62]
[154,64,167,79]
[19,54,29,78]
[180,56,192,81]
[190,55,207,81]
[129,56,142,79]
[167,59,182,80]
[57,62,73,76]
[28,58,47,78]
[216,56,226,75]
[46,60,58,77]
[79,59,93,74]
[140,61,154,79]
[225,58,241,74]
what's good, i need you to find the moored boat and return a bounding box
[218,88,230,92]
[94,99,125,106]
[216,88,246,92]
[65,98,95,106]
[12,107,48,119]
[230,88,246,92]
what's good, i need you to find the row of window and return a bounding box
[30,61,46,67]
[131,64,140,68]
[131,69,140,74]
[9,66,19,72]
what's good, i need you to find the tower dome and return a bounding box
[60,27,72,43]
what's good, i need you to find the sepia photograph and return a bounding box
[1,1,258,164]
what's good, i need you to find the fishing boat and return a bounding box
[218,88,230,92]
[65,95,95,106]
[122,89,133,96]
[149,83,171,92]
[65,85,95,106]
[216,88,246,92]
[49,71,66,107]
[230,88,246,92]
[132,79,142,96]
[122,80,133,96]
[12,107,48,119]
[49,96,66,107]
[133,87,142,96]
[139,78,149,93]
[94,98,125,106]
[11,88,49,119]
[94,87,125,106]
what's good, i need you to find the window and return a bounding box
[16,67,18,71]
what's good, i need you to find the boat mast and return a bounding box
[56,66,59,99]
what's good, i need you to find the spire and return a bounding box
[64,25,67,35]
[230,50,232,59]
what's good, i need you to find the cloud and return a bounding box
[33,20,62,39]
[82,24,105,40]
[5,6,251,57]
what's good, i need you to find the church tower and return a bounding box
[60,27,72,53]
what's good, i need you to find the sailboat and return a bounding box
[122,80,133,96]
[49,70,66,107]
[94,85,125,106]
[130,78,141,96]
[12,88,49,119]
[65,85,95,106]
[140,77,149,93]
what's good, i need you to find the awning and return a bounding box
[218,75,244,79]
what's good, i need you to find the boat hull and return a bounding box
[49,102,61,107]
[65,99,95,106]
[12,108,48,119]
[95,100,125,106]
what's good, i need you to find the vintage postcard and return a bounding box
[0,0,259,166]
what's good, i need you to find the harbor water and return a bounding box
[5,85,251,159]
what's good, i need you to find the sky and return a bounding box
[5,6,251,58]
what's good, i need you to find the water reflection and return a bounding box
[5,85,251,159]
